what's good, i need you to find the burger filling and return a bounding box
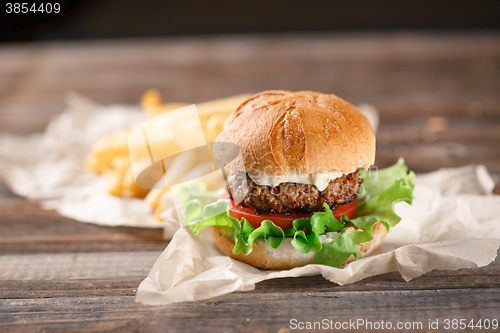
[180,158,415,268]
[226,170,362,214]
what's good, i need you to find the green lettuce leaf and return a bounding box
[291,218,323,253]
[358,157,414,202]
[310,204,345,234]
[181,159,415,268]
[178,183,224,228]
[189,199,233,234]
[313,159,414,266]
[315,231,372,268]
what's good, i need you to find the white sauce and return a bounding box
[247,159,368,191]
[318,232,340,244]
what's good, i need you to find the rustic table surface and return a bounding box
[0,32,499,332]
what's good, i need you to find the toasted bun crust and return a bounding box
[216,90,376,175]
[211,222,387,270]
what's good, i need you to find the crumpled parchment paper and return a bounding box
[136,164,500,304]
[0,93,162,227]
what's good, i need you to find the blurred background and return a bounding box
[1,0,500,179]
[2,0,500,40]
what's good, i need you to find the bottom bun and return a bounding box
[211,222,388,270]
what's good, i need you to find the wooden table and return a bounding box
[1,32,499,332]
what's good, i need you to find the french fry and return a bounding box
[141,89,163,108]
[164,149,200,185]
[121,166,150,198]
[144,102,190,119]
[178,162,214,184]
[141,90,251,121]
[87,90,252,212]
[104,156,130,197]
[85,127,134,174]
[141,89,188,119]
[145,183,169,222]
[145,188,168,210]
[127,156,167,192]
[195,94,252,117]
[154,198,164,221]
[203,113,229,142]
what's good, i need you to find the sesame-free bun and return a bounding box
[211,222,387,270]
[217,90,376,176]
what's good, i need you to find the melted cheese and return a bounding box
[247,160,368,191]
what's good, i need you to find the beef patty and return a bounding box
[226,170,362,214]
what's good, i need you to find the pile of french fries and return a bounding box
[85,90,251,221]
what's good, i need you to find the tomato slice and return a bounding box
[220,192,357,231]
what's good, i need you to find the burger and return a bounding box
[182,90,414,270]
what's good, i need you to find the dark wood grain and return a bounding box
[2,257,499,300]
[0,32,499,332]
[0,186,167,254]
[1,289,499,332]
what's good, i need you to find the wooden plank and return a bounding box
[0,215,167,254]
[375,115,500,174]
[1,33,499,133]
[0,185,168,254]
[0,184,19,200]
[376,141,500,174]
[0,289,498,332]
[0,239,166,255]
[0,278,144,299]
[0,251,161,280]
[1,255,499,299]
[378,117,500,144]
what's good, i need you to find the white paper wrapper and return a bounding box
[0,93,164,228]
[136,164,500,305]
